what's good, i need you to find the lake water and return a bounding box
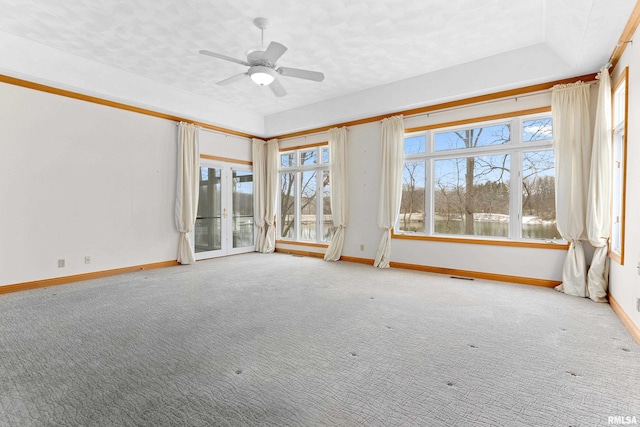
[293,219,561,241]
[401,219,561,240]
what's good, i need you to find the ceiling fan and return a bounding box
[199,17,324,97]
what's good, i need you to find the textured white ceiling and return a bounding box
[0,0,635,133]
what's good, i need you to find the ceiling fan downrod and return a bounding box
[253,17,270,47]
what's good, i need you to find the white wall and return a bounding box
[0,82,251,287]
[200,129,252,162]
[0,82,177,285]
[609,34,640,330]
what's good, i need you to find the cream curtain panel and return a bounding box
[175,122,200,265]
[552,82,592,297]
[586,67,612,302]
[253,138,278,253]
[264,139,279,252]
[374,115,404,268]
[324,127,348,261]
[252,139,267,252]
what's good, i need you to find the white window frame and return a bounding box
[398,112,559,242]
[611,69,628,264]
[277,145,331,243]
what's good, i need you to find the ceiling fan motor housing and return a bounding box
[246,47,269,66]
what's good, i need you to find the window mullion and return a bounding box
[510,117,522,240]
[316,170,322,243]
[425,158,433,235]
[295,171,301,241]
[277,173,282,238]
[510,150,523,239]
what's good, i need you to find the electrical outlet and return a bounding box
[360,244,364,251]
[58,259,65,268]
[84,256,91,264]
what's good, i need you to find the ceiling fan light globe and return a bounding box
[249,66,276,86]
[251,72,274,86]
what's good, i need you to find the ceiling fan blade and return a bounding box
[262,41,287,65]
[269,78,287,97]
[199,49,250,66]
[277,67,324,82]
[217,73,248,86]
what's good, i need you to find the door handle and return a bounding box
[223,208,228,218]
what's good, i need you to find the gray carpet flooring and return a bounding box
[1,253,639,426]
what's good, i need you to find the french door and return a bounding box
[193,161,255,259]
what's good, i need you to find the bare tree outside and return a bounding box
[521,118,558,239]
[398,117,557,239]
[433,124,510,236]
[322,170,334,242]
[280,172,295,238]
[434,154,510,236]
[400,161,425,231]
[279,149,332,241]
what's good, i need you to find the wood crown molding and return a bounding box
[0,74,258,139]
[610,1,640,70]
[272,73,597,140]
[1,71,599,143]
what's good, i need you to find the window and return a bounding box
[278,145,333,243]
[611,69,628,264]
[399,112,561,242]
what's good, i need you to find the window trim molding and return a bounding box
[279,141,328,152]
[398,109,559,244]
[200,154,252,165]
[277,144,332,244]
[391,229,568,250]
[610,66,629,265]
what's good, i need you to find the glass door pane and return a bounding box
[232,169,254,249]
[195,166,222,254]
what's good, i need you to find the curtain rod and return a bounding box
[397,77,597,122]
[403,90,549,122]
[277,127,349,142]
[278,90,552,141]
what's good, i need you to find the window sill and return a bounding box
[275,240,329,248]
[391,231,569,250]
